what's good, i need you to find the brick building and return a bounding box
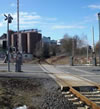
[10,29,42,54]
[0,34,7,49]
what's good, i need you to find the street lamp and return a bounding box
[4,14,13,72]
[98,12,100,66]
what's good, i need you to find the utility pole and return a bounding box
[17,0,22,53]
[98,13,100,66]
[92,26,97,66]
[87,44,89,63]
[92,26,95,53]
[17,0,19,33]
[17,0,19,52]
[72,38,75,57]
[17,0,23,53]
[16,0,23,72]
[70,37,74,66]
[4,14,13,72]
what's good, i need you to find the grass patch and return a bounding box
[0,78,43,109]
[0,70,8,72]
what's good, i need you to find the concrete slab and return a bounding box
[56,65,100,84]
[42,65,96,87]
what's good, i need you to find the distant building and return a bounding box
[0,30,15,49]
[42,37,51,44]
[9,30,14,46]
[42,36,57,45]
[0,34,7,49]
[50,40,57,45]
[57,40,61,45]
[11,29,42,54]
[0,29,42,55]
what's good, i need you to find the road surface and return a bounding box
[55,65,100,84]
[0,63,100,85]
[0,63,49,78]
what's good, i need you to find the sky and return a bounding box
[0,0,100,45]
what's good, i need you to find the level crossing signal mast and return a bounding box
[4,14,13,23]
[4,14,13,72]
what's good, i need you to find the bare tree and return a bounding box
[49,44,57,56]
[95,41,100,55]
[60,33,88,56]
[35,41,42,58]
[42,43,50,58]
[60,34,73,55]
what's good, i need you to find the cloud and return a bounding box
[84,13,100,22]
[10,3,16,7]
[52,25,85,29]
[2,11,85,32]
[12,11,41,21]
[45,17,57,21]
[88,5,100,9]
[0,23,3,27]
[0,18,6,28]
[0,12,42,29]
[83,14,97,23]
[10,12,41,29]
[0,11,58,30]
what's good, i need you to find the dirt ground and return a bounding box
[0,77,76,109]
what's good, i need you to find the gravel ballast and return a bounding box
[0,77,76,109]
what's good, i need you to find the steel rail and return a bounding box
[56,76,100,109]
[58,77,100,109]
[40,64,100,109]
[70,87,100,109]
[58,76,100,109]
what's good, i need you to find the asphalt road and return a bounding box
[0,63,100,85]
[55,65,100,84]
[0,63,49,78]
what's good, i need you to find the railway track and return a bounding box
[55,77,100,109]
[40,64,100,109]
[62,84,100,109]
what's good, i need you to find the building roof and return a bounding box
[0,34,7,40]
[14,29,41,33]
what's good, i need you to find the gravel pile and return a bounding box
[41,88,76,109]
